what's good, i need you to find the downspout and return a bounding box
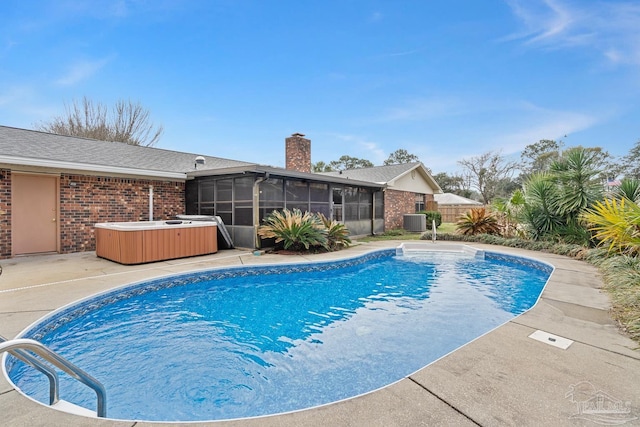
[253,173,269,249]
[149,185,154,221]
[371,190,375,236]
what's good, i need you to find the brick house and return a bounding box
[0,126,440,258]
[320,162,441,230]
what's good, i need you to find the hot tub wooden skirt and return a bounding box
[96,223,218,264]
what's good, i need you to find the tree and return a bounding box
[432,172,476,199]
[549,147,604,220]
[312,161,333,172]
[519,139,563,180]
[457,151,517,204]
[521,147,604,244]
[328,155,374,171]
[620,139,640,179]
[35,97,163,147]
[383,149,420,165]
[432,172,463,193]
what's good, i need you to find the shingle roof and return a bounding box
[320,162,441,192]
[434,193,483,205]
[189,164,385,189]
[0,125,254,175]
[320,162,420,183]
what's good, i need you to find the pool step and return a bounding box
[396,242,485,258]
[52,399,97,417]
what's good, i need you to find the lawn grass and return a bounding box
[438,222,457,234]
[358,229,423,242]
[358,223,457,242]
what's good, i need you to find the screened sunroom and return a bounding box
[185,166,385,249]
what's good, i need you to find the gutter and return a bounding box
[0,155,187,180]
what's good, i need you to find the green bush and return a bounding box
[456,208,500,235]
[319,214,351,250]
[257,208,328,251]
[257,209,352,252]
[420,211,442,230]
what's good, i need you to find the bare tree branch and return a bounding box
[35,97,163,146]
[458,151,517,204]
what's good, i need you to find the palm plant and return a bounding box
[522,173,564,240]
[549,148,603,219]
[492,189,525,237]
[456,207,501,235]
[521,148,603,244]
[319,214,351,250]
[258,208,328,251]
[582,198,640,256]
[615,178,640,204]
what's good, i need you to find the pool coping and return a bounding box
[1,241,639,426]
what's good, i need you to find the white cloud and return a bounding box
[379,97,465,122]
[504,0,640,66]
[493,111,599,154]
[55,56,114,86]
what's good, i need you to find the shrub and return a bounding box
[456,208,501,236]
[319,214,351,250]
[257,208,328,251]
[582,198,640,256]
[420,211,442,230]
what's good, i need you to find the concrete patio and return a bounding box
[1,241,639,426]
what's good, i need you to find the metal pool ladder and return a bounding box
[0,335,107,417]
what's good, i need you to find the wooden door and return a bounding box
[12,174,58,255]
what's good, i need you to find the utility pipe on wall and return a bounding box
[149,185,154,221]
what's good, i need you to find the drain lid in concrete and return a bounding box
[528,330,573,349]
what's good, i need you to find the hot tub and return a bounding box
[95,221,218,264]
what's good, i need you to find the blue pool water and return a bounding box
[6,249,552,421]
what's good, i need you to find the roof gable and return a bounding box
[320,162,442,192]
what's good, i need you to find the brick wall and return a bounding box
[59,174,185,253]
[285,133,311,173]
[384,189,416,230]
[0,169,11,258]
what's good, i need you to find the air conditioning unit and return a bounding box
[403,214,426,232]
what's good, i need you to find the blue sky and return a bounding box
[1,0,639,174]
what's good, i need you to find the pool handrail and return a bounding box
[0,338,106,417]
[0,334,60,405]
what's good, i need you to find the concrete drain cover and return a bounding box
[528,330,573,349]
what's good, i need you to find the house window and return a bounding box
[415,193,425,212]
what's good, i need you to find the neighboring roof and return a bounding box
[0,125,254,179]
[320,162,442,192]
[188,164,385,189]
[434,193,483,205]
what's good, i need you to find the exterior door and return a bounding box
[12,174,58,255]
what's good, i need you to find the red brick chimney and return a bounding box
[285,133,311,173]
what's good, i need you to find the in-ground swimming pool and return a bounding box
[5,246,552,422]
